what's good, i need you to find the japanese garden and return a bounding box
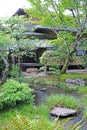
[0,0,87,129]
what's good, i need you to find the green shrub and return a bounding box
[0,79,34,109]
[45,94,79,109]
[10,65,20,78]
[40,50,60,74]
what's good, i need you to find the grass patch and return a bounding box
[81,95,87,107]
[57,82,78,92]
[45,94,79,109]
[58,73,87,82]
[30,75,59,86]
[0,103,36,127]
[78,86,87,94]
[13,76,32,84]
[37,104,50,117]
[30,73,87,86]
[83,107,87,120]
[81,95,87,120]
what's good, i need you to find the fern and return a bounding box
[6,114,82,130]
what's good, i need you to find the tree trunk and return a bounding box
[61,54,70,74]
[1,61,9,84]
[0,52,9,84]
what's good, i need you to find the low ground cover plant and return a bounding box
[0,104,36,127]
[78,86,87,94]
[45,94,79,109]
[57,82,79,92]
[6,113,82,130]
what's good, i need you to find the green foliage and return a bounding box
[14,76,31,84]
[37,104,50,117]
[27,0,87,30]
[51,32,76,46]
[10,65,20,77]
[39,65,47,72]
[83,107,87,120]
[0,103,36,127]
[81,95,87,119]
[40,50,60,74]
[40,50,55,65]
[7,114,52,130]
[45,94,79,109]
[83,55,87,68]
[59,73,87,82]
[31,75,58,86]
[58,82,78,92]
[33,77,51,85]
[0,79,34,109]
[82,95,87,107]
[6,113,82,130]
[78,86,87,94]
[30,73,87,87]
[27,0,87,73]
[0,16,36,83]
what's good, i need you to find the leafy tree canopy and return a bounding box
[0,16,36,83]
[27,0,87,73]
[27,0,87,28]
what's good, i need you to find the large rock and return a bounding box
[66,78,85,86]
[26,68,39,73]
[50,107,76,117]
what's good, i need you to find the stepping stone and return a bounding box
[50,107,76,117]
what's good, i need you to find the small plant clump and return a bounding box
[10,65,20,78]
[0,79,34,109]
[45,94,79,109]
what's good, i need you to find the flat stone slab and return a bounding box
[50,107,76,117]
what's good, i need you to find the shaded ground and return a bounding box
[67,69,87,73]
[22,71,47,78]
[22,69,87,78]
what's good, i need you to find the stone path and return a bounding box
[22,71,48,78]
[67,69,87,73]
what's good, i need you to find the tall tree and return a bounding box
[0,16,35,84]
[27,0,87,73]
